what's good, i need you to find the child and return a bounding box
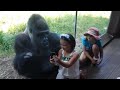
[80,27,103,66]
[50,33,80,79]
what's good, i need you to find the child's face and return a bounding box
[86,35,96,44]
[60,39,71,52]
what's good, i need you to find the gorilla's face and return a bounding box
[33,30,49,49]
[27,14,50,49]
[27,14,51,56]
[29,30,50,56]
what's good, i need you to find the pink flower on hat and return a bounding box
[84,27,101,40]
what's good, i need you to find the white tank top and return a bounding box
[58,50,80,78]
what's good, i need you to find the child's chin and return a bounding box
[89,41,95,44]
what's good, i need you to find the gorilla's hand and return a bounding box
[24,52,33,59]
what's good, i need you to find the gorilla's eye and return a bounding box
[36,33,41,37]
[36,33,44,38]
[35,31,49,38]
[42,32,49,36]
[44,32,49,35]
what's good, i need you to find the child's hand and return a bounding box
[50,56,59,65]
[50,56,55,64]
[50,59,56,64]
[91,59,97,64]
[53,55,60,62]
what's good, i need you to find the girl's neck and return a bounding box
[63,49,74,56]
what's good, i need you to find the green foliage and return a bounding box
[8,23,26,35]
[0,14,110,57]
[2,33,15,51]
[46,14,109,38]
[76,15,109,38]
[46,14,75,35]
[0,23,26,57]
[0,31,4,44]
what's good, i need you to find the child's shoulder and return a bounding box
[81,36,86,40]
[81,36,88,43]
[72,50,80,57]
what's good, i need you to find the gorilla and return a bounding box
[13,14,60,79]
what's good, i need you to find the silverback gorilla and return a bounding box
[13,14,60,79]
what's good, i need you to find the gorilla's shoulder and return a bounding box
[15,33,30,42]
[16,32,29,38]
[14,32,31,48]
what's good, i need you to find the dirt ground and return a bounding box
[0,56,27,79]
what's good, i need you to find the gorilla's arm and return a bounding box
[14,33,32,54]
[13,33,33,74]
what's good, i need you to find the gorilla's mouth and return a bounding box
[42,42,49,47]
[40,37,49,48]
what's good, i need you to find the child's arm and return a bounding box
[53,52,80,68]
[50,57,56,64]
[98,40,103,59]
[50,49,62,65]
[82,46,96,64]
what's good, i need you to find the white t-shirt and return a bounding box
[57,50,80,79]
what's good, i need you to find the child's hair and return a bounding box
[60,33,76,51]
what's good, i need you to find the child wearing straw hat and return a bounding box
[80,27,103,66]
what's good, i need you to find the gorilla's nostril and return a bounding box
[41,39,49,48]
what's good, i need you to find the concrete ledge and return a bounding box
[100,33,114,48]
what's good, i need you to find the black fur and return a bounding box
[13,14,60,79]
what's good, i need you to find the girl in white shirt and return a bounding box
[50,34,80,79]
